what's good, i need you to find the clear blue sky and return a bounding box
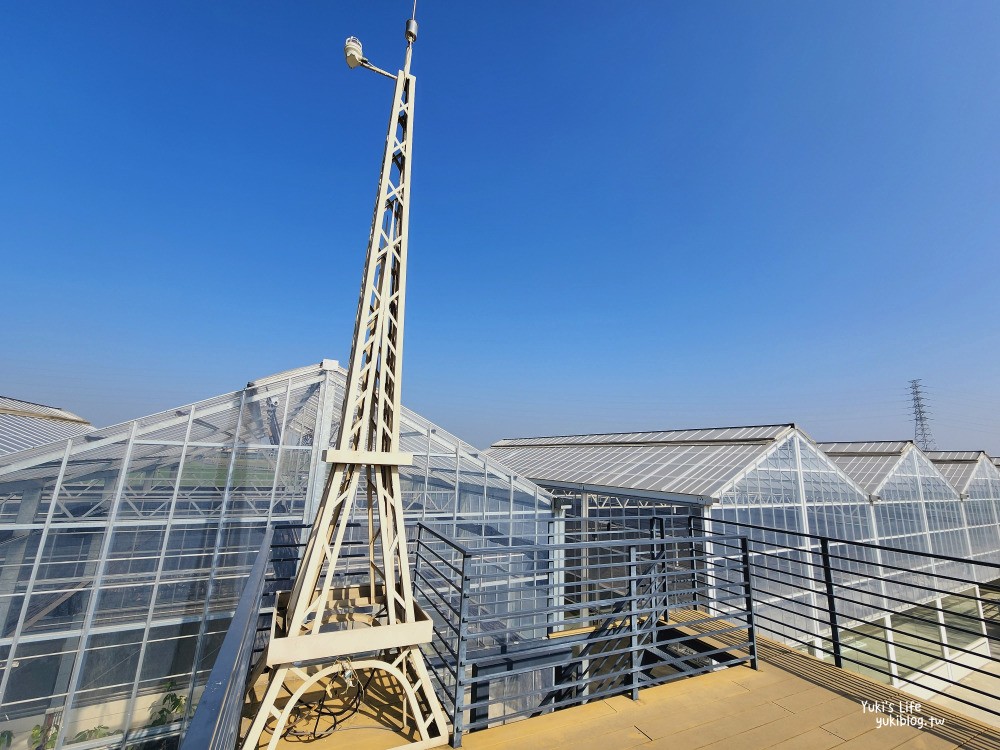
[3,1,999,452]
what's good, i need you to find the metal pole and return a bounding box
[451,549,470,747]
[739,536,759,670]
[628,545,639,700]
[819,536,842,668]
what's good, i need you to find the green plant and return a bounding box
[148,681,187,727]
[0,729,14,750]
[71,725,118,742]
[29,722,58,750]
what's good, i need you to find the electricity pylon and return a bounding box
[909,379,937,451]
[242,14,448,750]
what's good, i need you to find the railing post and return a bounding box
[451,548,471,748]
[819,537,843,668]
[414,523,423,584]
[628,545,640,701]
[649,515,666,540]
[688,514,704,612]
[739,536,759,670]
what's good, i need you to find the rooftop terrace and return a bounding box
[252,635,1000,750]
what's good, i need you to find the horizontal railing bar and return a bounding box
[741,558,997,644]
[466,621,752,672]
[748,608,1000,688]
[699,518,1000,572]
[747,605,965,668]
[461,658,742,731]
[461,581,701,609]
[419,529,747,557]
[464,604,751,645]
[461,588,749,628]
[470,639,752,698]
[417,522,475,555]
[732,553,987,624]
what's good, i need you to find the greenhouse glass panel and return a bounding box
[955,459,1000,566]
[840,620,891,683]
[911,451,973,582]
[941,592,986,651]
[0,362,551,749]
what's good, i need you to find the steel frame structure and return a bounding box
[242,19,448,750]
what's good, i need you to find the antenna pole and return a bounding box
[242,13,447,749]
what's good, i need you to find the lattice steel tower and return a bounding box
[909,379,937,451]
[242,12,448,750]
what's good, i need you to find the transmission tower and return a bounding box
[242,12,448,750]
[909,379,937,451]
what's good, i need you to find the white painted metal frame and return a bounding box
[242,24,448,750]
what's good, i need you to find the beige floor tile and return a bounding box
[500,710,640,748]
[640,701,792,749]
[774,685,842,712]
[549,725,652,750]
[744,676,819,703]
[824,710,893,741]
[768,727,843,750]
[830,723,925,750]
[794,697,868,727]
[696,705,859,750]
[891,733,963,750]
[730,666,799,690]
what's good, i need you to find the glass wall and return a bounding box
[957,458,1000,571]
[0,362,550,749]
[876,450,973,585]
[708,434,884,646]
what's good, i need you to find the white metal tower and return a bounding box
[241,14,449,750]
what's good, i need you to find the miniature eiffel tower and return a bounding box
[242,14,449,750]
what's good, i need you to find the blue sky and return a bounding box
[3,1,999,451]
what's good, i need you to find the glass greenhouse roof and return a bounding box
[926,450,996,494]
[0,397,92,457]
[486,425,810,500]
[815,441,917,496]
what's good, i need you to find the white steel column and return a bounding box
[52,421,140,748]
[0,440,73,708]
[183,390,249,723]
[792,437,825,656]
[120,407,196,742]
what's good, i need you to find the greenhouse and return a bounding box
[487,428,997,681]
[5,392,1000,748]
[817,442,976,581]
[487,425,880,543]
[926,450,1000,565]
[0,360,551,748]
[488,426,878,625]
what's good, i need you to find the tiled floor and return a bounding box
[256,638,1000,750]
[459,660,992,750]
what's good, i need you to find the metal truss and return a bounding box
[242,24,448,750]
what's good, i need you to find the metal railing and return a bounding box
[694,516,1000,722]
[414,523,757,747]
[181,525,274,750]
[183,520,758,748]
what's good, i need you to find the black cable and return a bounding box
[279,658,379,741]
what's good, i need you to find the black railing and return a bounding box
[695,516,1000,722]
[414,523,757,747]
